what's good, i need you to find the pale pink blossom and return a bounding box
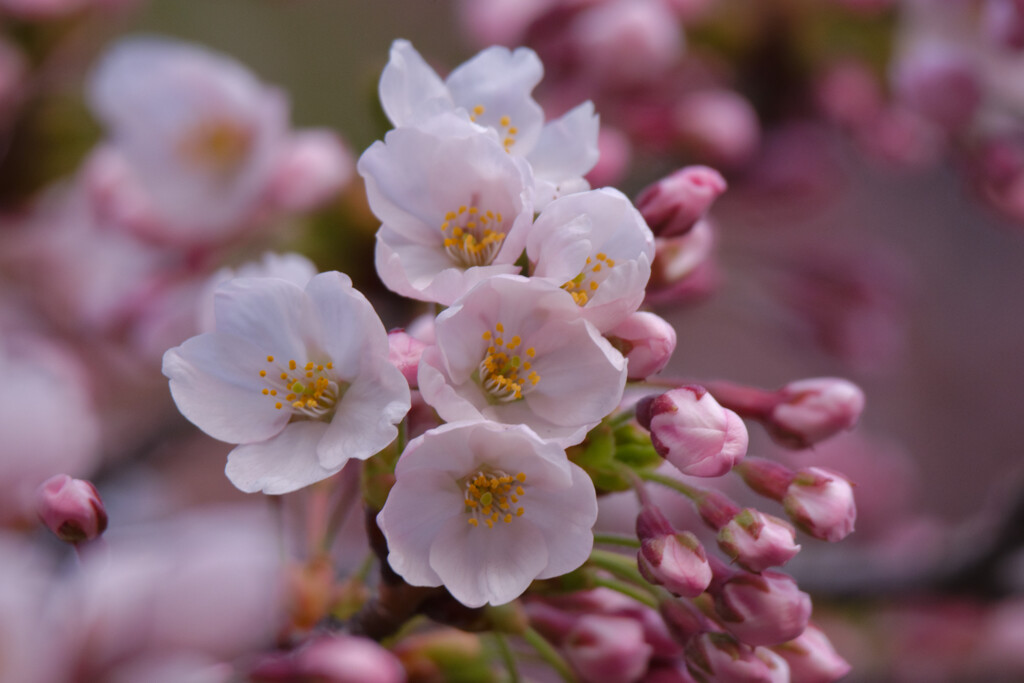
[163,272,410,494]
[35,474,107,543]
[377,421,598,607]
[359,114,535,305]
[636,386,749,477]
[717,509,801,574]
[527,187,655,332]
[387,329,427,388]
[378,39,599,208]
[713,569,813,647]
[607,311,677,380]
[418,275,627,446]
[784,467,857,542]
[564,614,654,683]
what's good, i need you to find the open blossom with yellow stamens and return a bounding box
[377,421,598,607]
[162,272,410,494]
[528,187,655,332]
[378,39,599,209]
[418,275,627,447]
[359,113,535,305]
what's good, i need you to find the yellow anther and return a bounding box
[504,514,512,523]
[275,402,282,409]
[326,362,333,369]
[468,518,479,527]
[262,389,269,395]
[508,126,518,135]
[495,322,504,333]
[289,360,297,370]
[596,252,607,260]
[468,207,478,214]
[590,281,599,290]
[500,115,511,127]
[266,355,274,362]
[270,390,277,396]
[280,373,288,380]
[516,473,526,483]
[526,348,535,358]
[516,507,524,517]
[482,331,492,340]
[305,362,313,371]
[458,205,467,214]
[259,370,266,377]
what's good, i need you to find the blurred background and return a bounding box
[4,0,1024,680]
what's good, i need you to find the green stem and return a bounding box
[396,417,408,455]
[590,575,659,609]
[593,532,641,548]
[638,470,701,501]
[522,627,577,683]
[492,632,521,683]
[606,406,636,428]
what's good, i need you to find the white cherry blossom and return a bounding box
[162,272,410,494]
[379,39,599,208]
[377,421,598,607]
[527,187,655,332]
[418,275,627,446]
[359,114,535,305]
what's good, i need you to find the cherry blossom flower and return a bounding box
[377,421,598,607]
[162,272,410,494]
[379,39,599,207]
[359,113,535,305]
[418,275,628,446]
[527,187,655,332]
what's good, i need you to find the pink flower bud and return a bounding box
[607,311,677,380]
[717,509,801,573]
[783,467,857,542]
[636,386,748,477]
[771,623,851,683]
[636,505,712,598]
[387,329,427,389]
[636,166,727,239]
[564,614,654,683]
[713,570,812,647]
[685,632,775,683]
[768,378,865,449]
[294,634,406,683]
[672,90,760,169]
[984,0,1024,51]
[35,474,108,543]
[266,129,354,212]
[757,647,792,683]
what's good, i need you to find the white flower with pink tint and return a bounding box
[527,187,655,332]
[418,275,627,446]
[607,311,677,381]
[162,272,410,494]
[87,37,350,246]
[359,114,535,305]
[378,421,598,607]
[379,39,599,208]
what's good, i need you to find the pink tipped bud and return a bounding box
[757,647,792,683]
[608,311,677,380]
[636,505,712,598]
[387,329,427,389]
[659,597,710,646]
[984,0,1024,51]
[293,634,406,683]
[736,458,796,501]
[685,632,774,683]
[767,378,865,449]
[636,386,748,477]
[635,166,727,238]
[35,474,107,543]
[717,509,801,573]
[713,570,812,647]
[266,129,354,212]
[564,614,654,683]
[783,467,857,542]
[771,623,851,683]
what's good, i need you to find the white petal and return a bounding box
[302,272,387,378]
[527,101,600,183]
[163,334,290,444]
[213,277,307,361]
[430,513,548,607]
[225,422,334,494]
[378,39,454,127]
[528,465,599,578]
[378,468,464,587]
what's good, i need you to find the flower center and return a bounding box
[259,355,343,420]
[562,252,616,307]
[178,118,253,173]
[478,322,539,402]
[463,469,527,528]
[441,204,507,268]
[469,105,518,152]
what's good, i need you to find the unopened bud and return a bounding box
[637,505,712,597]
[712,570,812,647]
[783,468,856,542]
[718,509,801,573]
[635,166,727,238]
[685,632,774,683]
[35,474,107,543]
[608,311,677,380]
[636,386,748,477]
[771,623,851,683]
[293,634,406,683]
[564,614,654,683]
[768,378,865,449]
[757,647,792,683]
[387,329,427,389]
